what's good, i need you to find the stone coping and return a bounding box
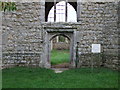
[41,22,81,25]
[41,22,80,30]
[0,0,119,2]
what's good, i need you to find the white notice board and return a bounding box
[92,44,101,53]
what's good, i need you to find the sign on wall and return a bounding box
[92,44,101,53]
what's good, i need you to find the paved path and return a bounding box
[51,68,69,73]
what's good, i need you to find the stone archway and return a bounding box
[45,1,77,22]
[49,33,72,68]
[42,26,77,68]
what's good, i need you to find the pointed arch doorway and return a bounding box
[42,27,77,68]
[50,33,70,68]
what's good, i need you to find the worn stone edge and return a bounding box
[0,10,2,90]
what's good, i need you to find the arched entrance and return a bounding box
[47,1,77,22]
[42,26,77,68]
[45,1,77,22]
[50,34,71,68]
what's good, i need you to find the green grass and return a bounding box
[2,67,119,88]
[51,49,70,65]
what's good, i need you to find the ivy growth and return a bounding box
[0,2,17,12]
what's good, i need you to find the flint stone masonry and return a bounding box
[2,1,119,70]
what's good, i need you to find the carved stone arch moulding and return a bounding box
[41,26,77,68]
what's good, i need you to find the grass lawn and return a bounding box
[51,49,70,65]
[2,67,119,88]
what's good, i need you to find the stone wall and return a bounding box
[2,2,44,68]
[102,2,119,70]
[2,1,119,70]
[76,2,119,70]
